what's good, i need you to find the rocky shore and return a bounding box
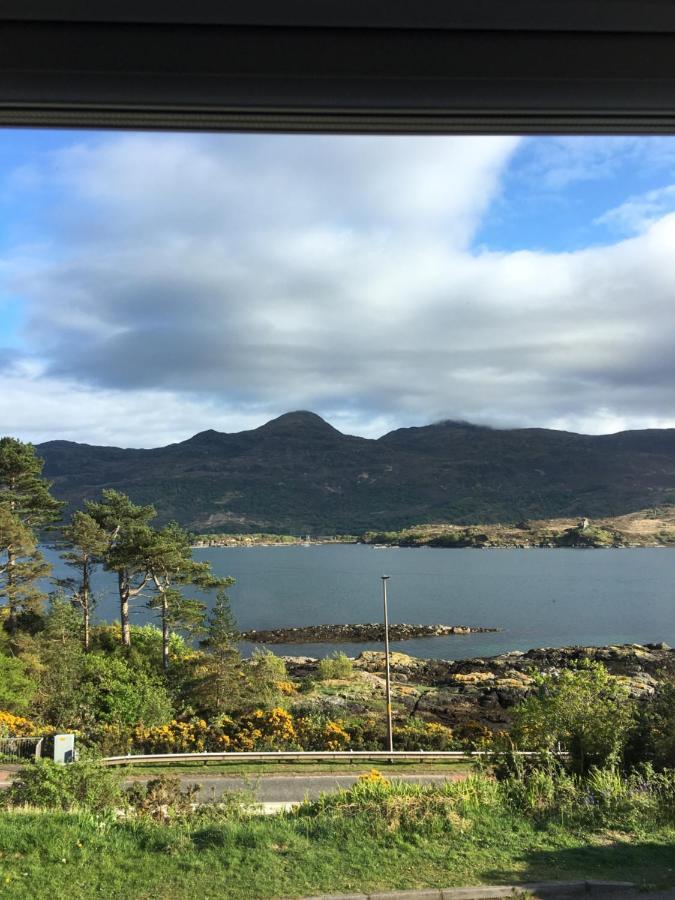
[282,642,674,732]
[241,622,500,643]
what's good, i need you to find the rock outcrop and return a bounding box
[241,623,500,643]
[282,642,674,731]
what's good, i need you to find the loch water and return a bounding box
[41,543,675,660]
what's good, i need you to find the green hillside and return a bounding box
[35,411,675,534]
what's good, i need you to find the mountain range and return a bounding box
[36,411,675,535]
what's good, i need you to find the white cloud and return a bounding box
[595,184,675,235]
[513,136,675,190]
[3,133,675,445]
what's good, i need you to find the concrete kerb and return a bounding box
[302,881,637,900]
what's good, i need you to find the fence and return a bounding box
[0,736,45,762]
[101,749,565,766]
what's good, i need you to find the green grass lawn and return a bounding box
[1,809,673,899]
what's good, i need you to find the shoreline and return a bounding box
[194,540,673,550]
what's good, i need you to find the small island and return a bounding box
[240,622,500,643]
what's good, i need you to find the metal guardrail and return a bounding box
[101,749,564,766]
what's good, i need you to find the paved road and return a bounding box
[124,772,466,803]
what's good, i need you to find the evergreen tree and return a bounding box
[0,437,62,630]
[143,522,230,671]
[34,595,86,728]
[86,490,156,647]
[60,511,109,650]
[194,589,243,716]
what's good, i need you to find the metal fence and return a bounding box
[101,749,565,766]
[0,736,44,762]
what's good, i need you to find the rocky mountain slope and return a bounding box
[36,411,675,534]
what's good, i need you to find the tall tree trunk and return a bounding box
[119,570,131,647]
[82,558,91,651]
[161,590,169,672]
[83,602,90,652]
[6,543,16,629]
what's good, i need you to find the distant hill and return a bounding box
[36,411,675,534]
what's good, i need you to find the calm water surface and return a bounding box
[43,545,675,659]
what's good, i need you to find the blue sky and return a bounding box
[476,137,675,252]
[1,130,675,446]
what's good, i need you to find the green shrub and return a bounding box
[126,775,200,822]
[316,652,353,680]
[626,677,675,770]
[510,661,635,773]
[495,761,675,830]
[0,653,36,713]
[393,717,455,750]
[343,715,385,750]
[79,654,174,726]
[244,649,287,709]
[1,760,123,812]
[298,772,500,836]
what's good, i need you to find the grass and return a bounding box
[0,809,673,899]
[1,771,674,900]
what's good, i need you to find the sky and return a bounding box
[1,130,675,447]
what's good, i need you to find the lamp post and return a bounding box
[381,575,394,753]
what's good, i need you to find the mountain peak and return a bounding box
[256,411,341,436]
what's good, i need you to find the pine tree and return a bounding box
[143,522,230,671]
[60,511,109,650]
[195,589,243,716]
[86,490,156,647]
[0,437,62,630]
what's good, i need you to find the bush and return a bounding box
[299,773,498,836]
[295,714,351,750]
[233,707,297,750]
[245,650,287,709]
[316,652,353,681]
[510,661,635,773]
[1,760,123,812]
[0,710,38,737]
[133,719,209,753]
[343,715,385,750]
[0,653,36,713]
[626,677,675,770]
[79,654,174,727]
[490,755,675,830]
[126,774,199,822]
[393,718,455,750]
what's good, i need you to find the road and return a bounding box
[123,771,466,803]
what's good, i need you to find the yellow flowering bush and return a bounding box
[393,719,454,750]
[90,723,135,756]
[234,707,297,750]
[294,715,350,750]
[277,680,298,695]
[0,711,36,737]
[133,719,209,753]
[358,768,390,785]
[322,720,351,750]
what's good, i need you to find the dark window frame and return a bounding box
[1,1,675,134]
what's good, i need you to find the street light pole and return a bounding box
[381,575,394,753]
